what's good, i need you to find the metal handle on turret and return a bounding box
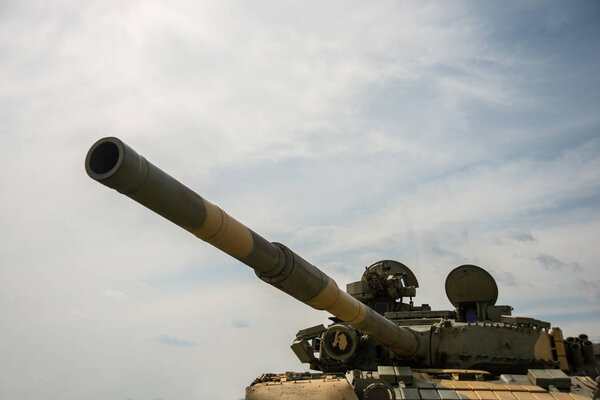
[85,137,419,357]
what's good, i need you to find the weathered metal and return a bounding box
[85,136,419,357]
[86,137,599,400]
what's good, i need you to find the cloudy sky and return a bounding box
[1,1,599,399]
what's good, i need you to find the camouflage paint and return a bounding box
[246,375,358,400]
[85,137,419,357]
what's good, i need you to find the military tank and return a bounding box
[85,137,600,400]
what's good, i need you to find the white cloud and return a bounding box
[101,289,125,299]
[154,334,195,347]
[1,1,599,399]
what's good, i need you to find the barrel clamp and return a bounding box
[254,242,294,284]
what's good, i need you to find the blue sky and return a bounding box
[1,2,599,399]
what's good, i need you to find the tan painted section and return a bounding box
[305,279,367,324]
[469,383,494,391]
[439,381,467,390]
[474,390,497,400]
[438,382,545,394]
[450,390,554,400]
[550,393,590,400]
[190,200,253,259]
[456,390,480,399]
[441,382,492,391]
[523,386,547,393]
[495,391,518,400]
[429,379,595,400]
[550,394,581,400]
[531,393,555,400]
[416,376,595,400]
[245,377,358,400]
[550,328,569,371]
[533,331,553,361]
[436,389,567,400]
[439,381,468,390]
[512,392,536,400]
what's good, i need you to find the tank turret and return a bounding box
[86,137,599,400]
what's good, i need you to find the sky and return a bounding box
[1,1,600,399]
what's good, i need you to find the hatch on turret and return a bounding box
[445,265,511,323]
[346,260,431,315]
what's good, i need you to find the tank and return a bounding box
[85,137,600,400]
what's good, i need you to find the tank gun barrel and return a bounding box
[85,137,419,357]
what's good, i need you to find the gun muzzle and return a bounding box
[85,137,420,357]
